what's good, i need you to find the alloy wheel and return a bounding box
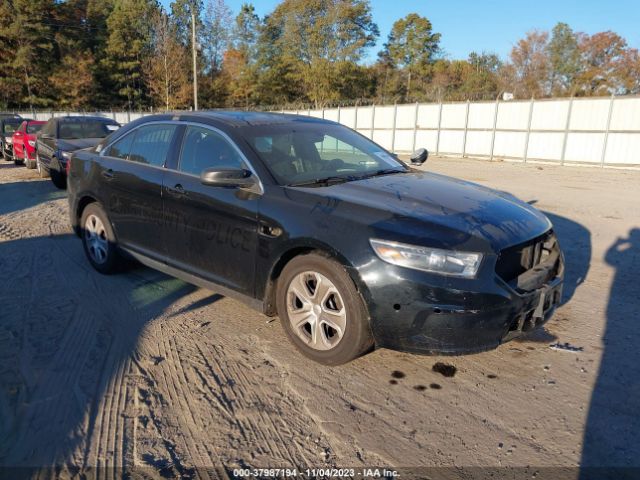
[286,271,347,351]
[84,214,109,264]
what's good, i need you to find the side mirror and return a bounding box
[200,167,256,188]
[411,148,429,165]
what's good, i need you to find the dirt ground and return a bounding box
[0,156,638,479]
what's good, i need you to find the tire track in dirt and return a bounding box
[1,247,97,466]
[153,322,222,478]
[50,245,215,480]
[0,202,190,479]
[0,221,20,241]
[147,306,335,471]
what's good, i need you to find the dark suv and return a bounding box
[36,116,120,188]
[67,112,564,365]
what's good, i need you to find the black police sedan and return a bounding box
[36,116,120,188]
[67,112,564,365]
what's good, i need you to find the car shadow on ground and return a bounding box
[0,233,223,477]
[0,179,65,216]
[543,210,591,306]
[580,228,640,479]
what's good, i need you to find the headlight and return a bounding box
[370,239,483,278]
[28,140,36,147]
[61,151,72,159]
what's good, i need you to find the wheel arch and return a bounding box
[75,195,98,236]
[262,240,372,317]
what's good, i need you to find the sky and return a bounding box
[163,0,640,63]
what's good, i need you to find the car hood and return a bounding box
[58,138,103,151]
[290,171,552,253]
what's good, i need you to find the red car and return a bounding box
[12,120,46,168]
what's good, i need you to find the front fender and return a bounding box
[259,236,373,318]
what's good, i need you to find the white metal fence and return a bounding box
[281,96,640,167]
[17,95,640,167]
[15,110,149,127]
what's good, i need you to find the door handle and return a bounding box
[166,184,187,197]
[259,222,283,238]
[102,169,114,180]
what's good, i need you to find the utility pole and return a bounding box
[191,8,198,111]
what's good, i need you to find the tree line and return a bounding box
[1,0,639,111]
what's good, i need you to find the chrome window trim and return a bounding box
[100,120,264,195]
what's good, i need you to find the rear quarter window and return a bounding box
[127,124,177,167]
[105,132,135,160]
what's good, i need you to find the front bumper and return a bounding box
[361,253,564,355]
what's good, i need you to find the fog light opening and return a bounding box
[433,307,442,314]
[393,303,401,311]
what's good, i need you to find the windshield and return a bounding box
[2,120,22,135]
[59,120,119,139]
[241,123,407,186]
[27,123,44,134]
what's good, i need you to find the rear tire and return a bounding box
[14,158,24,165]
[276,252,374,365]
[25,158,35,169]
[36,153,49,178]
[80,203,124,274]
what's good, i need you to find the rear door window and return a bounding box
[128,124,177,167]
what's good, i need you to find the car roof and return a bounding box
[2,117,24,124]
[55,115,119,123]
[175,110,335,127]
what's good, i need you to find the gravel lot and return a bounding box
[0,156,638,479]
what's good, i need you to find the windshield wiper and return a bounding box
[358,168,406,180]
[288,175,358,187]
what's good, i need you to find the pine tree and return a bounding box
[103,0,158,109]
[50,52,98,109]
[258,0,378,107]
[0,0,56,108]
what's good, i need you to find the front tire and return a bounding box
[276,253,374,365]
[80,203,124,274]
[25,158,36,169]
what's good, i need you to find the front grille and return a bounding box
[496,230,560,290]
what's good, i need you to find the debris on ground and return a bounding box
[432,362,457,377]
[549,342,584,353]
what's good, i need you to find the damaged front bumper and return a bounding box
[361,232,564,355]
